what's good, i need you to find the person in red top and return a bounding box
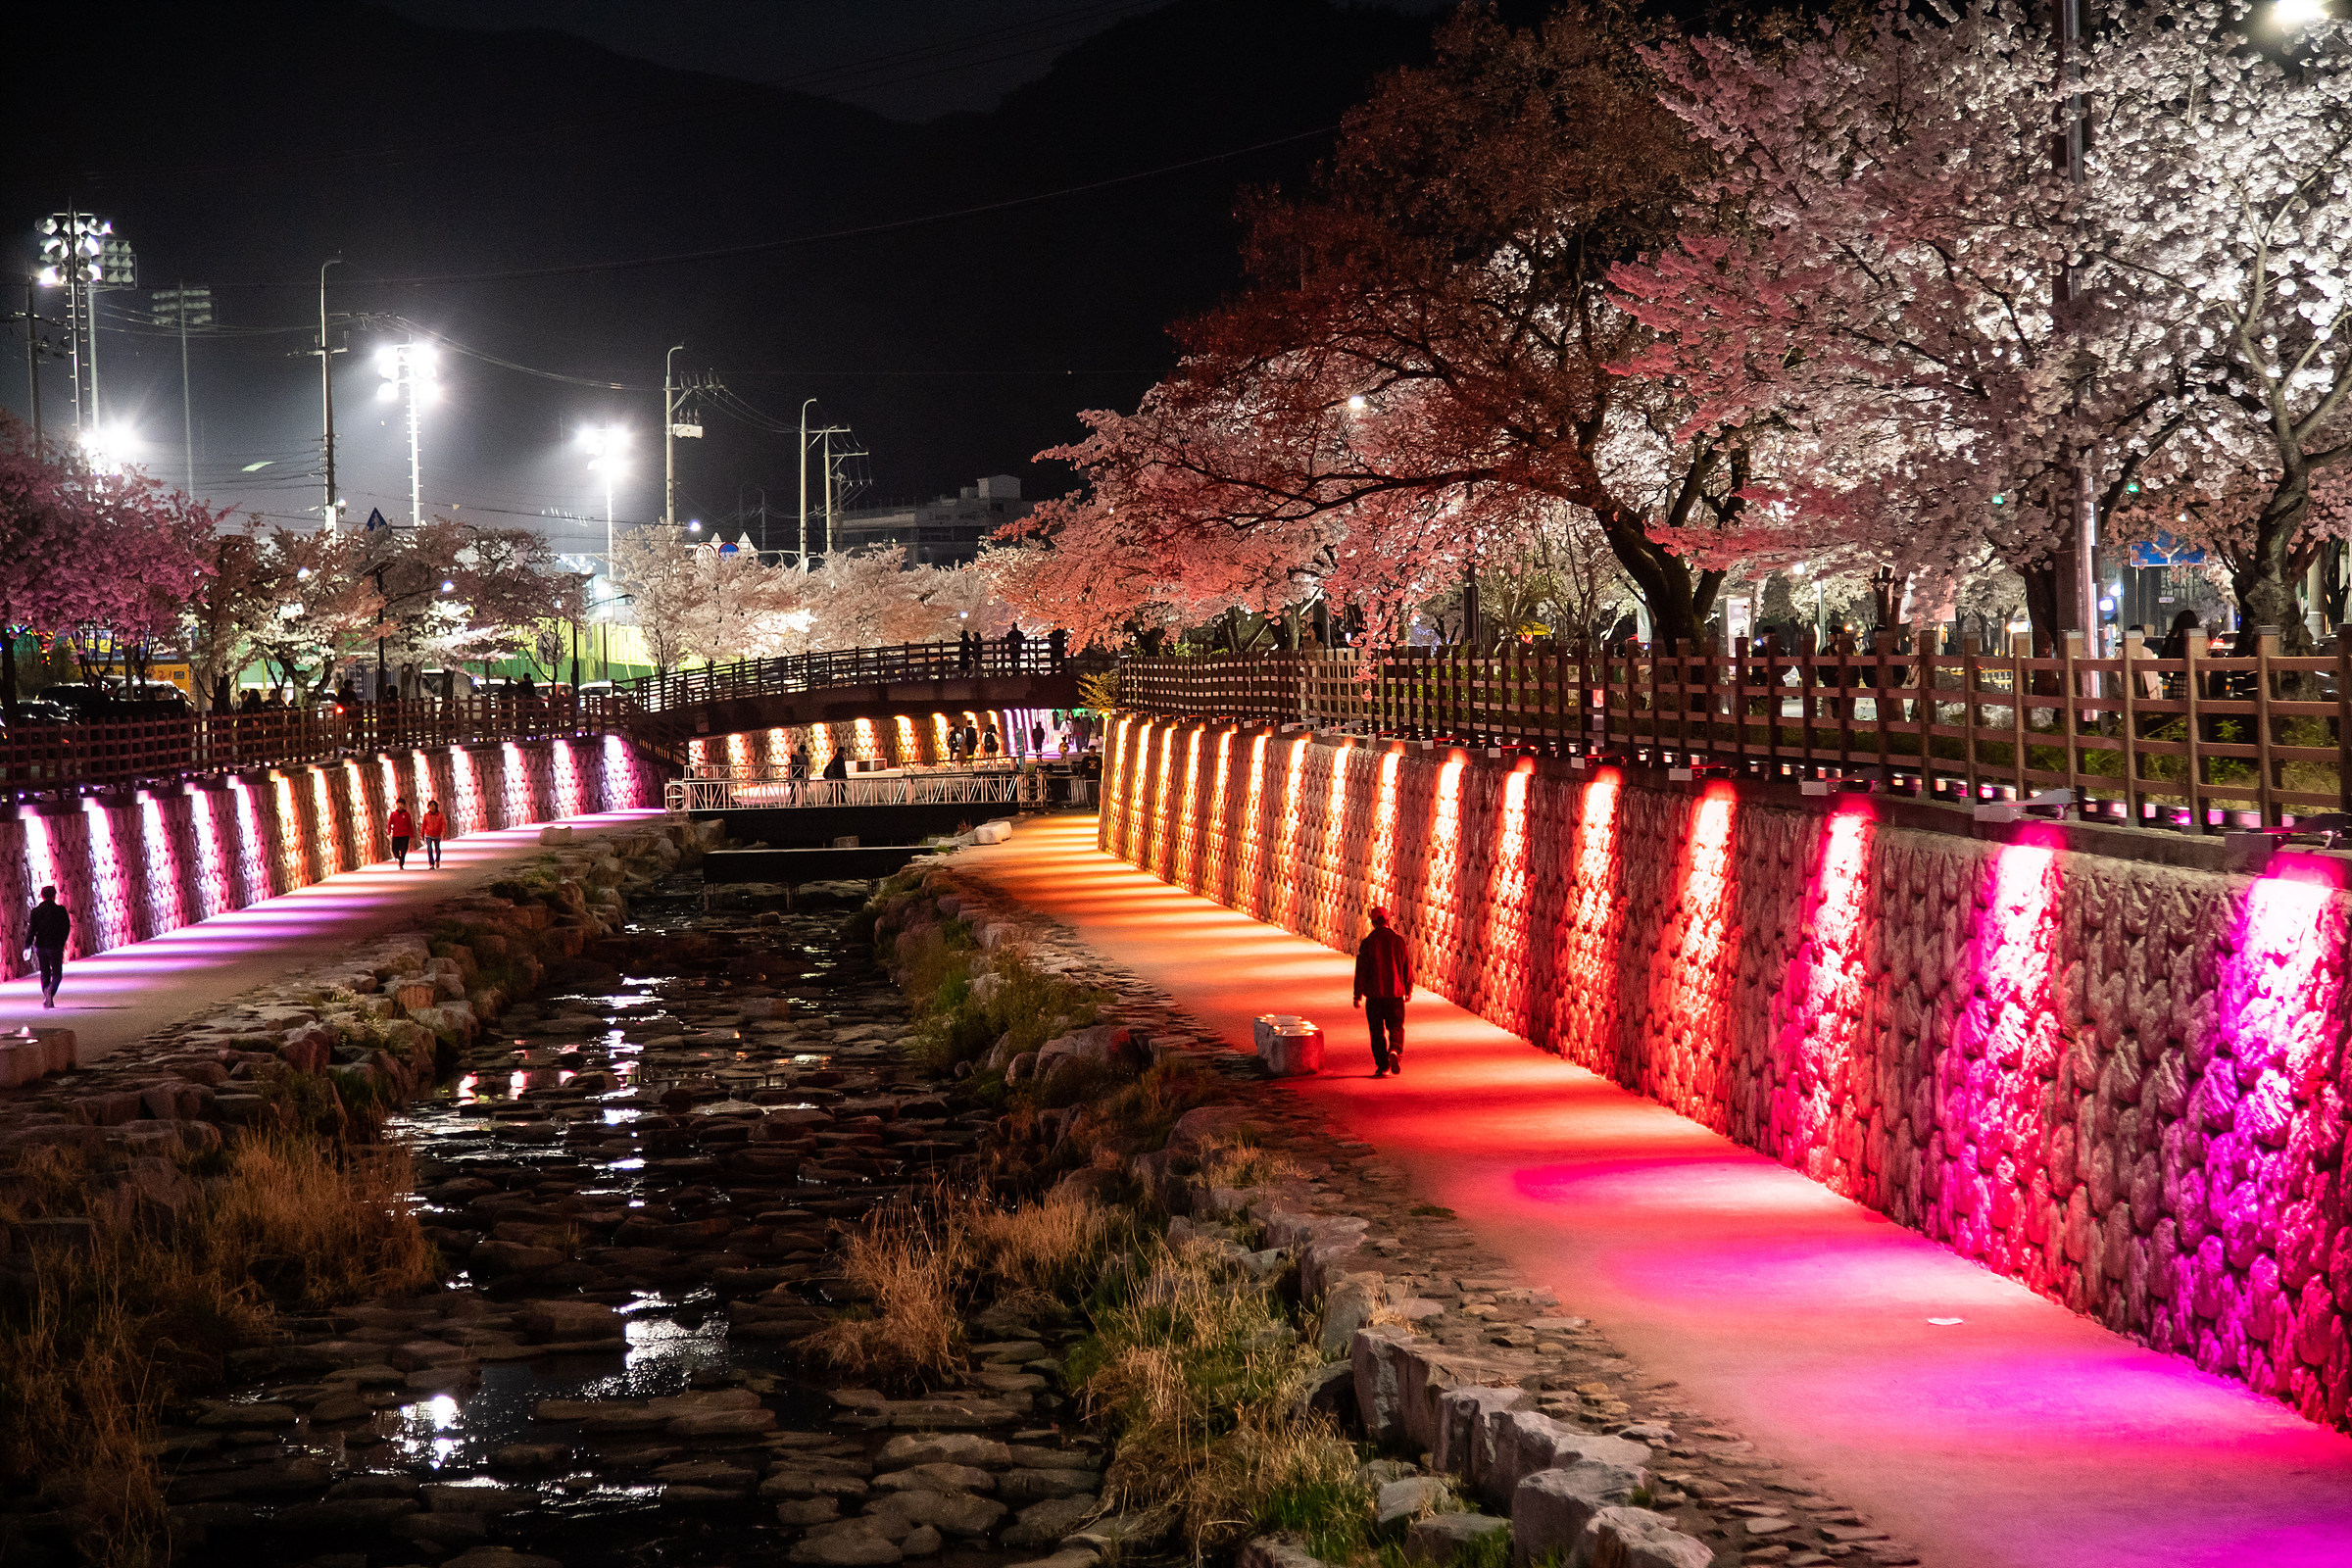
[1352,906,1414,1077]
[387,801,416,869]
[419,799,449,869]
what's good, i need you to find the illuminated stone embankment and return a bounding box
[0,735,663,982]
[1102,715,2352,1428]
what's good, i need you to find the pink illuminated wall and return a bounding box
[1102,719,2352,1429]
[0,738,662,977]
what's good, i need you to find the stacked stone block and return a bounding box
[1103,716,2352,1428]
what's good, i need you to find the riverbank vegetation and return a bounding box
[0,1129,434,1566]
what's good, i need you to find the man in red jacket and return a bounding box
[1352,906,1414,1077]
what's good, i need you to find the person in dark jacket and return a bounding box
[26,886,71,1008]
[1352,906,1414,1077]
[822,749,850,781]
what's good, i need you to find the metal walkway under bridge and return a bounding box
[665,764,1097,813]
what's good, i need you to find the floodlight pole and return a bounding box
[407,348,423,527]
[320,258,342,531]
[177,279,194,494]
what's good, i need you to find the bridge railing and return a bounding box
[623,640,1096,713]
[0,693,613,796]
[666,766,1039,813]
[1118,634,2352,832]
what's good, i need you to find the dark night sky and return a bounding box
[2,0,1447,562]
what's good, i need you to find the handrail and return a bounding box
[0,693,614,798]
[0,637,1104,800]
[617,639,1102,714]
[1114,634,2349,832]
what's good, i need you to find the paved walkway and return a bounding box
[961,814,2352,1568]
[3,809,665,1065]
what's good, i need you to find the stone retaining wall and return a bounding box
[0,734,663,980]
[1102,714,2352,1428]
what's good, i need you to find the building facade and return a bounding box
[831,474,1029,566]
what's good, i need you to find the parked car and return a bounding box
[0,698,78,726]
[40,681,195,721]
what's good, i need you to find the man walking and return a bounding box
[25,886,71,1009]
[1352,906,1413,1077]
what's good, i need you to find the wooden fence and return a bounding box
[1120,630,2352,831]
[0,694,615,796]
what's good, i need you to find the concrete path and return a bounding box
[1,809,665,1065]
[960,813,2352,1568]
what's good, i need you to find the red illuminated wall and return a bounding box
[1102,716,2352,1428]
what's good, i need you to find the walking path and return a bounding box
[2,809,665,1065]
[960,813,2352,1568]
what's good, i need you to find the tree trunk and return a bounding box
[1593,505,1720,647]
[2234,469,2316,655]
[0,615,17,725]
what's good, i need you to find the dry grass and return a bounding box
[0,1137,439,1567]
[1075,1235,1356,1554]
[798,1200,970,1387]
[967,1188,1128,1299]
[201,1140,436,1308]
[799,1186,1132,1387]
[1193,1134,1302,1192]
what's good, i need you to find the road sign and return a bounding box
[364,507,389,532]
[2130,531,2205,568]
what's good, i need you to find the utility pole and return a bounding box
[798,399,817,568]
[23,275,38,449]
[320,258,342,530]
[662,343,690,527]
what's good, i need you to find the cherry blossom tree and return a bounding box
[1612,0,2220,653]
[995,4,1819,651]
[0,416,219,713]
[2085,2,2352,647]
[0,418,82,718]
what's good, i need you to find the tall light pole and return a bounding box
[319,258,343,531]
[150,283,212,495]
[374,340,436,525]
[35,211,133,438]
[580,424,627,565]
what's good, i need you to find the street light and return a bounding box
[374,341,437,526]
[2277,0,2328,24]
[579,424,627,565]
[79,422,139,474]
